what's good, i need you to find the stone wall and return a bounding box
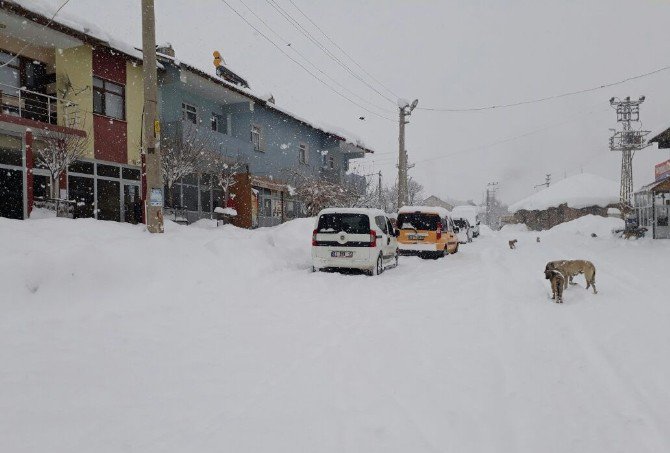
[511,203,615,231]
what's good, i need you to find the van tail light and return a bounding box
[436,223,442,240]
[370,230,377,247]
[312,229,318,246]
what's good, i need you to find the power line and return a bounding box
[217,0,395,122]
[369,102,609,165]
[0,0,73,69]
[263,0,397,105]
[418,64,670,112]
[235,0,393,116]
[285,0,399,100]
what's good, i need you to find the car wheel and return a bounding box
[453,243,459,254]
[371,253,384,276]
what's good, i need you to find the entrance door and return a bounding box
[69,175,94,218]
[0,168,23,219]
[97,179,120,222]
[123,184,141,224]
[655,205,670,239]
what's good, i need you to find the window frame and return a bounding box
[92,76,126,120]
[299,143,308,164]
[211,112,226,134]
[251,124,262,151]
[182,102,197,124]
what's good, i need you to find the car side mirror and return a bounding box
[394,229,400,237]
[454,227,460,233]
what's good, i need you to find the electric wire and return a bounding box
[285,0,400,100]
[235,0,393,117]
[217,0,395,122]
[418,64,670,112]
[263,0,397,105]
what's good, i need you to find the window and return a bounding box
[93,77,125,120]
[375,216,388,234]
[182,103,197,124]
[251,124,262,151]
[317,213,370,234]
[397,213,441,231]
[299,143,308,164]
[211,113,227,134]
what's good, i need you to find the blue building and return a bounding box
[156,45,372,226]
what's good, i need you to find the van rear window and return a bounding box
[397,213,440,230]
[317,214,370,234]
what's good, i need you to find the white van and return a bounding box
[452,205,482,238]
[312,208,398,276]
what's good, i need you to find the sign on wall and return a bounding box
[150,188,164,207]
[655,159,670,181]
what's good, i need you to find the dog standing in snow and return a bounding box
[508,239,517,249]
[544,266,566,303]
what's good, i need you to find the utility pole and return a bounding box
[534,173,551,190]
[378,170,383,211]
[397,99,418,210]
[141,0,164,233]
[486,181,498,228]
[609,96,650,212]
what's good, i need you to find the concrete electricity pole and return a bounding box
[378,171,383,211]
[486,181,498,227]
[397,99,418,210]
[141,0,164,233]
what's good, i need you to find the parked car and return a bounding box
[453,217,473,243]
[312,208,399,276]
[452,205,482,238]
[396,206,459,258]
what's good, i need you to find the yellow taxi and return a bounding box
[396,206,460,258]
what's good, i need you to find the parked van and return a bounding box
[452,205,482,237]
[397,206,459,258]
[312,208,398,276]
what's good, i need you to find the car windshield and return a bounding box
[317,213,370,234]
[453,219,467,228]
[397,213,440,231]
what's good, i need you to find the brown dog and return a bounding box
[509,239,517,249]
[545,260,597,294]
[544,267,565,303]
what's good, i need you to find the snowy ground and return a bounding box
[1,215,669,453]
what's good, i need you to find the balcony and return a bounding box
[0,82,80,128]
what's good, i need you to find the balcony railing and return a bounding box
[0,82,80,128]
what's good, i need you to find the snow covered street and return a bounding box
[1,216,669,452]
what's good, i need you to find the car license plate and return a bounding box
[331,251,353,258]
[408,234,425,241]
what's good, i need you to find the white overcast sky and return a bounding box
[39,0,670,204]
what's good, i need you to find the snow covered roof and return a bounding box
[4,1,373,154]
[398,206,451,218]
[509,173,619,213]
[318,207,387,217]
[5,0,147,63]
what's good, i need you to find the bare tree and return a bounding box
[34,128,89,199]
[288,171,358,216]
[161,123,212,206]
[200,149,246,204]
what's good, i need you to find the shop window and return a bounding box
[68,175,94,218]
[182,185,198,211]
[122,167,141,181]
[69,161,94,175]
[97,164,120,178]
[97,179,121,221]
[200,188,212,213]
[33,175,51,201]
[0,168,23,219]
[93,77,125,120]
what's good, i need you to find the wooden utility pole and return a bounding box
[141,0,164,233]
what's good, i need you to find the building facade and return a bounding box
[1,2,144,222]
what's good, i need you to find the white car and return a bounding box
[452,205,482,238]
[312,208,399,276]
[453,217,473,243]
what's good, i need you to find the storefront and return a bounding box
[0,133,24,219]
[635,174,670,239]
